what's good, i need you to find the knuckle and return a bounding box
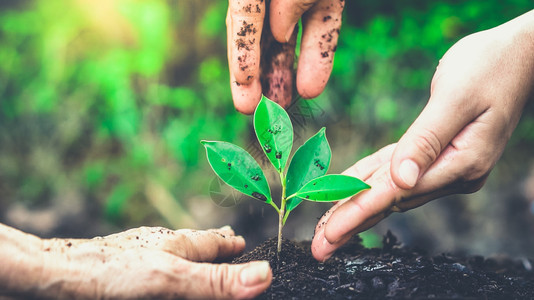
[209,264,232,299]
[346,198,367,216]
[458,155,492,193]
[464,153,492,181]
[411,128,442,165]
[297,0,316,11]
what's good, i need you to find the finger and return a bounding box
[322,163,401,243]
[209,225,237,237]
[313,110,502,261]
[323,155,457,247]
[296,0,344,98]
[174,229,246,262]
[227,0,265,114]
[269,0,320,43]
[312,163,408,262]
[311,225,351,262]
[311,193,363,261]
[320,122,496,255]
[227,0,264,84]
[180,260,272,299]
[260,19,297,108]
[311,143,396,254]
[392,115,498,206]
[229,75,262,114]
[342,143,397,181]
[313,145,396,211]
[390,90,485,189]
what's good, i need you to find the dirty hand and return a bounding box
[226,0,344,114]
[311,10,534,261]
[2,225,271,299]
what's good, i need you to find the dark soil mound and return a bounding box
[233,232,534,299]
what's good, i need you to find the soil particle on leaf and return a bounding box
[233,232,534,299]
[251,192,267,202]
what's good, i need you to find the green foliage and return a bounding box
[295,175,370,202]
[0,0,242,228]
[201,141,272,204]
[360,231,383,249]
[285,128,331,212]
[254,95,293,173]
[203,96,370,252]
[0,0,532,234]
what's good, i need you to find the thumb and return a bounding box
[391,93,481,189]
[185,260,272,299]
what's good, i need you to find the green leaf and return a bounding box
[253,95,293,173]
[201,141,272,203]
[296,174,370,202]
[285,127,331,212]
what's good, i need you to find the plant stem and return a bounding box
[282,209,290,226]
[280,193,297,226]
[269,201,280,214]
[277,172,287,258]
[277,206,284,257]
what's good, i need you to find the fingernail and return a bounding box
[285,24,296,42]
[219,225,232,231]
[398,159,419,188]
[240,261,270,286]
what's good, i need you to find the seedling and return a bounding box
[201,96,370,254]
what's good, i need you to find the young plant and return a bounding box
[201,96,370,254]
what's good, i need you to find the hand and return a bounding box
[30,226,271,299]
[311,10,534,261]
[226,0,344,114]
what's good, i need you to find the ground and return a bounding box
[233,232,534,299]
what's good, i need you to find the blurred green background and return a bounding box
[1,0,533,256]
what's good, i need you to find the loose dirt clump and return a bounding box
[233,232,534,299]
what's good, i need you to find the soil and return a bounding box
[233,231,534,299]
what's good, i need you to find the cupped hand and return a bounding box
[226,0,344,114]
[311,10,534,261]
[39,226,271,299]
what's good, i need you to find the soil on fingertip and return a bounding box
[232,231,534,299]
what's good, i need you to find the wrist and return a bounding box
[38,237,103,299]
[494,9,534,107]
[497,9,534,49]
[515,9,534,40]
[0,223,101,299]
[511,10,534,101]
